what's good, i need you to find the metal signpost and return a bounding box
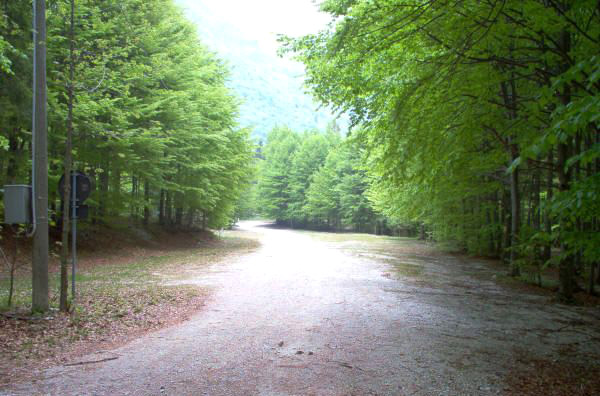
[58,171,91,300]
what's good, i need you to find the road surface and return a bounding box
[10,221,600,395]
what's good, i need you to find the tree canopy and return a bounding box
[0,0,254,230]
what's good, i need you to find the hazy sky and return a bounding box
[188,0,331,50]
[176,0,347,133]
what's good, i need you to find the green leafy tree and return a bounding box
[288,131,332,226]
[257,126,300,224]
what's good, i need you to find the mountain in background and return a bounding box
[176,0,342,141]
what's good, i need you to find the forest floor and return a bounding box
[3,221,600,395]
[0,225,259,386]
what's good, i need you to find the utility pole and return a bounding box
[32,0,49,313]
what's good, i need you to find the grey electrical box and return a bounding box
[3,185,32,224]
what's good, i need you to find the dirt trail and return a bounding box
[7,221,600,395]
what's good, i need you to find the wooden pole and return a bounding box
[32,0,49,313]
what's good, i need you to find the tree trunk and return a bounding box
[5,128,20,183]
[165,191,172,225]
[419,223,426,240]
[543,150,553,262]
[493,191,501,257]
[487,202,495,256]
[98,161,109,220]
[143,181,150,226]
[509,142,521,277]
[175,192,183,227]
[556,29,576,302]
[6,227,18,307]
[532,167,542,286]
[557,137,575,300]
[110,165,121,217]
[587,133,598,294]
[574,132,583,277]
[89,167,97,224]
[502,189,511,264]
[159,189,165,226]
[59,0,76,312]
[499,78,521,275]
[131,175,137,222]
[590,259,596,295]
[186,208,195,228]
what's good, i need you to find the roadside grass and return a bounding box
[303,230,411,244]
[0,231,259,383]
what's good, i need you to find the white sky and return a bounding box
[197,0,331,47]
[177,0,348,130]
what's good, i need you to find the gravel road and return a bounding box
[8,221,600,395]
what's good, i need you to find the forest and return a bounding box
[280,0,600,302]
[1,1,600,393]
[1,0,599,307]
[0,0,254,231]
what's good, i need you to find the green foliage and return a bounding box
[258,125,386,232]
[288,131,334,223]
[0,0,253,230]
[0,7,18,75]
[257,126,301,223]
